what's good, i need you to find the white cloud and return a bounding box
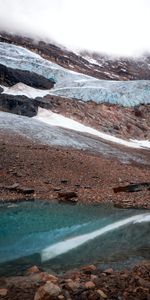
[0,0,150,56]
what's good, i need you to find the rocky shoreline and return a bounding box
[0,130,150,299]
[0,263,150,300]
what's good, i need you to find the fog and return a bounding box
[0,0,150,56]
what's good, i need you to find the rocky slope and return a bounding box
[0,37,150,141]
[0,32,150,300]
[0,31,150,81]
[1,90,150,140]
[0,128,150,208]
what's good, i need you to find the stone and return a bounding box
[19,187,35,194]
[46,274,58,284]
[0,289,8,296]
[60,179,68,184]
[58,191,78,203]
[97,289,107,298]
[5,183,19,190]
[58,296,65,300]
[65,279,80,291]
[138,278,150,288]
[104,268,113,275]
[84,281,95,289]
[113,182,150,193]
[90,274,98,281]
[81,265,96,273]
[34,282,61,300]
[26,265,40,274]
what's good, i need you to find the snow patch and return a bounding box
[33,108,150,149]
[2,83,50,99]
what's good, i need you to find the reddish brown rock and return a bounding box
[34,282,61,300]
[0,288,8,296]
[81,265,97,273]
[26,265,40,275]
[84,281,95,289]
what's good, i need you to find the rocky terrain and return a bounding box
[0,131,150,209]
[0,87,150,140]
[0,33,150,300]
[0,263,150,300]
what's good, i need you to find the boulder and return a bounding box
[34,282,61,300]
[65,279,80,291]
[0,289,8,296]
[97,289,107,298]
[58,191,78,203]
[84,281,95,289]
[0,93,38,117]
[80,265,96,274]
[26,265,40,274]
[103,268,113,275]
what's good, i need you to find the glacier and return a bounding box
[0,42,150,107]
[0,111,149,165]
[34,107,150,149]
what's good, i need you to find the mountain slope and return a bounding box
[0,42,150,107]
[0,32,150,81]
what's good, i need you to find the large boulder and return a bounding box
[34,282,61,300]
[0,63,55,89]
[0,93,38,117]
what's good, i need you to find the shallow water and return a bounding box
[0,201,150,276]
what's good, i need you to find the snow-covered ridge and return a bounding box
[0,42,150,107]
[34,108,150,149]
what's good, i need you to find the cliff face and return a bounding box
[0,63,55,89]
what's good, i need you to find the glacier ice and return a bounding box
[0,42,150,107]
[0,111,149,165]
[34,107,150,149]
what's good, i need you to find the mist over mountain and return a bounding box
[0,3,150,296]
[0,0,150,57]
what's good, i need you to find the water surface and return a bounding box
[0,201,149,275]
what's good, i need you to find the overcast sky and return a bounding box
[0,0,150,56]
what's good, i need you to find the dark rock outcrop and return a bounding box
[0,93,38,117]
[0,93,64,117]
[114,182,150,193]
[0,63,55,89]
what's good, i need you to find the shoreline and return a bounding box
[0,262,150,300]
[1,132,150,299]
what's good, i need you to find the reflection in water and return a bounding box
[0,201,150,275]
